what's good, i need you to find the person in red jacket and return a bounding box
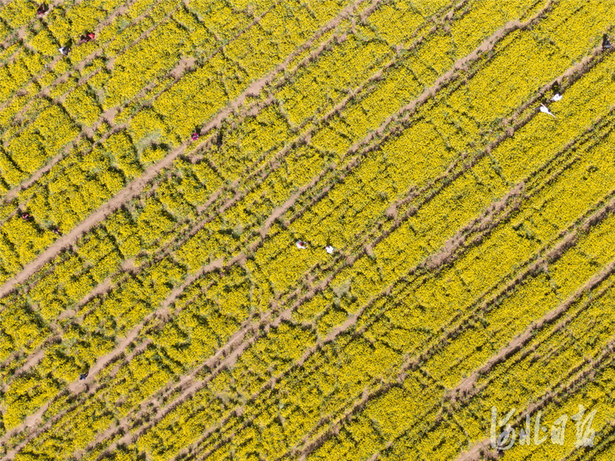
[79,32,95,44]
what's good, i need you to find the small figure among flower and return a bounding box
[296,240,307,249]
[52,227,61,236]
[37,3,49,17]
[21,212,31,220]
[191,132,200,141]
[79,32,95,44]
[325,245,334,254]
[540,104,555,118]
[603,34,612,51]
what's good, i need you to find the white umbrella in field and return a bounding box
[540,104,556,118]
[551,93,562,101]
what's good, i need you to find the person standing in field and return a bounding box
[296,240,308,249]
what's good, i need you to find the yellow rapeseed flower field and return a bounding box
[0,0,615,460]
